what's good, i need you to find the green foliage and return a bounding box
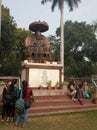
[1,5,30,76]
[0,81,5,86]
[41,0,81,11]
[93,93,97,100]
[46,80,52,86]
[1,5,16,54]
[14,28,31,60]
[62,81,69,86]
[87,85,95,94]
[55,20,97,77]
[48,35,60,61]
[55,81,59,87]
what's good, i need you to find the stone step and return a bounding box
[32,98,92,107]
[29,94,97,116]
[34,95,67,100]
[29,103,97,116]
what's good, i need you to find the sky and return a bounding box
[2,0,97,36]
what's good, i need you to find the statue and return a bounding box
[25,21,52,63]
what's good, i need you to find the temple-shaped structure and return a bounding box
[25,21,52,63]
[21,21,63,88]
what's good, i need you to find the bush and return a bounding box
[0,81,5,86]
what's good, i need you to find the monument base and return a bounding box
[21,61,63,88]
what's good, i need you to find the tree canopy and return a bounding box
[41,0,81,11]
[53,20,97,77]
[0,5,30,76]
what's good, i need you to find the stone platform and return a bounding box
[33,88,65,96]
[21,62,63,88]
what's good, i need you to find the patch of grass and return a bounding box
[0,110,97,130]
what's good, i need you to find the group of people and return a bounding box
[1,79,34,128]
[67,80,89,105]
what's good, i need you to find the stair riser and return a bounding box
[31,100,91,107]
[35,96,67,100]
[29,105,97,114]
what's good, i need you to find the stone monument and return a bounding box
[21,21,63,88]
[25,21,52,63]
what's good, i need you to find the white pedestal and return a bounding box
[21,62,63,88]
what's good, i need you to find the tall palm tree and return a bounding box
[41,0,81,79]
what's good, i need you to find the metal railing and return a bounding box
[91,75,97,88]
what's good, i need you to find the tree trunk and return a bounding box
[60,0,64,80]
